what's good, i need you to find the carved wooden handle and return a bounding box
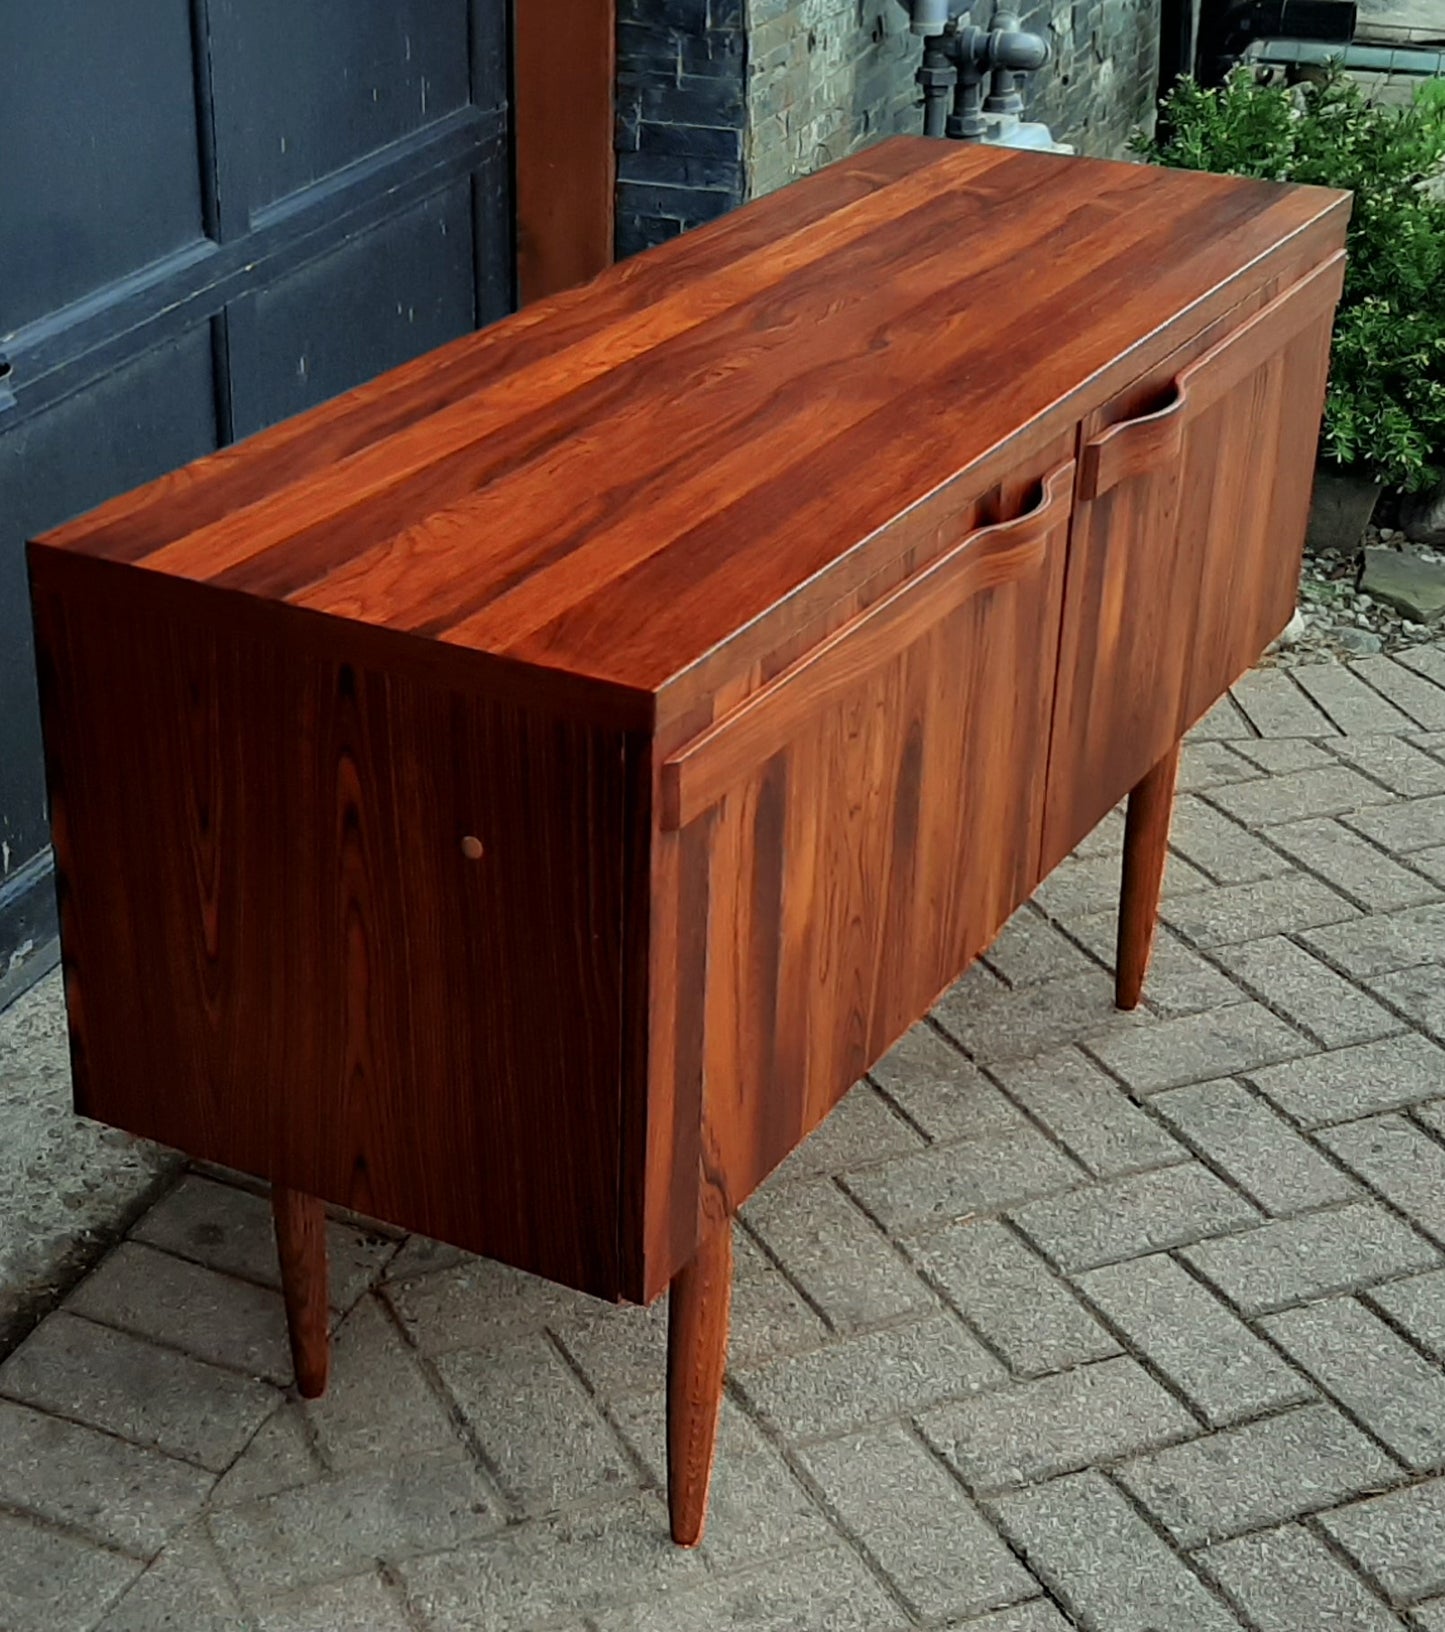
[1080,249,1346,501]
[660,458,1076,832]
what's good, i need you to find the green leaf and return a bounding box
[1143,68,1445,489]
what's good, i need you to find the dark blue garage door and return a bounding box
[0,0,512,998]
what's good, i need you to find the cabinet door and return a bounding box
[1042,254,1344,870]
[646,454,1073,1281]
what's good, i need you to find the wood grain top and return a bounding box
[33,139,1349,722]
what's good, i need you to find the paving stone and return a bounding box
[1367,1268,1445,1362]
[1087,1002,1309,1093]
[1168,794,1293,883]
[302,1295,459,1471]
[1011,1161,1260,1272]
[983,905,1103,987]
[731,1309,1004,1441]
[1415,1101,1445,1145]
[728,1263,831,1367]
[1319,1477,1445,1604]
[933,964,1143,1064]
[1199,1522,1404,1632]
[0,1397,213,1556]
[1301,902,1445,978]
[1232,668,1339,737]
[1120,929,1249,1018]
[1162,874,1358,946]
[609,1395,831,1573]
[0,1509,142,1632]
[210,1449,500,1601]
[1117,1402,1395,1546]
[94,1523,246,1632]
[1032,849,1209,921]
[1250,1033,1445,1127]
[588,1542,902,1632]
[550,1296,667,1399]
[1075,1253,1313,1427]
[770,1079,925,1182]
[435,1332,639,1509]
[380,1234,472,1283]
[869,1023,1010,1140]
[0,972,181,1357]
[1369,964,1445,1042]
[1328,734,1445,797]
[797,1422,1036,1621]
[992,1047,1186,1179]
[1195,689,1254,738]
[842,1109,1084,1233]
[1208,765,1393,827]
[210,1403,322,1507]
[0,1312,277,1472]
[953,1605,1077,1632]
[255,1571,413,1632]
[1321,1115,1445,1245]
[1412,1599,1445,1631]
[911,1218,1118,1377]
[384,1255,591,1356]
[1178,740,1266,787]
[1291,663,1419,737]
[1350,656,1445,732]
[1396,645,1445,687]
[1153,1077,1359,1215]
[744,1177,932,1332]
[397,1495,706,1631]
[1346,794,1445,855]
[1264,1297,1445,1470]
[1070,804,1127,857]
[65,1240,294,1383]
[1286,813,1437,923]
[988,1469,1240,1632]
[920,1356,1195,1493]
[734,1227,775,1280]
[1181,1202,1439,1316]
[1410,845,1445,887]
[1215,934,1403,1047]
[132,1175,391,1311]
[1228,737,1338,774]
[1058,918,1245,1018]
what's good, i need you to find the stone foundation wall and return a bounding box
[615,0,1162,254]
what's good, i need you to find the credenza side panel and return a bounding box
[1042,254,1345,871]
[1180,298,1337,724]
[642,445,1073,1292]
[31,569,630,1298]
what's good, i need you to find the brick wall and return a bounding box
[615,0,1162,253]
[749,0,1163,199]
[615,0,749,259]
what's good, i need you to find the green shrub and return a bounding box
[1134,71,1445,491]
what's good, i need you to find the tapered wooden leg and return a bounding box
[667,1215,733,1547]
[271,1185,330,1398]
[1116,740,1182,1011]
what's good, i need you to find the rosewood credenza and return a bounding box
[27,139,1349,1545]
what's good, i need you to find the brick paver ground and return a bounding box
[3,646,1445,1631]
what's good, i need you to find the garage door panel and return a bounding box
[0,3,512,980]
[226,182,478,440]
[1,325,220,865]
[0,1,207,334]
[207,0,476,220]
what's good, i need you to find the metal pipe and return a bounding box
[903,0,955,34]
[918,38,958,136]
[1251,36,1445,73]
